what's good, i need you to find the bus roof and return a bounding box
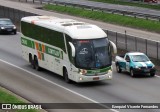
[21,16,107,39]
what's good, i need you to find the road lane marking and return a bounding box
[0,59,119,112]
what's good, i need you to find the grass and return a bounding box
[88,0,160,10]
[43,4,160,33]
[0,88,38,112]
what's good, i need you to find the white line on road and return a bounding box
[0,58,119,112]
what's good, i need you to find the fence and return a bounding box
[0,5,38,30]
[105,30,160,60]
[0,5,159,60]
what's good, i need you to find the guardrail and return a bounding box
[0,5,159,60]
[18,0,160,22]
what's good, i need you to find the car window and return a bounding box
[125,55,130,61]
[0,19,13,25]
[131,55,149,62]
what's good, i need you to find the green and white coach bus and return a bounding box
[21,16,117,83]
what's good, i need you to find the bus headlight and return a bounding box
[108,69,112,73]
[79,69,87,75]
[79,77,83,81]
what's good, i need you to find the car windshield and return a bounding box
[73,38,111,69]
[0,19,13,25]
[131,54,150,62]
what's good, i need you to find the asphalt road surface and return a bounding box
[0,34,114,112]
[47,0,160,16]
[0,33,160,112]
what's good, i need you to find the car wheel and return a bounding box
[130,69,135,77]
[13,31,17,35]
[63,68,70,83]
[150,73,155,77]
[116,64,121,73]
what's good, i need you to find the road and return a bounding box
[47,0,160,16]
[1,0,160,41]
[0,34,114,112]
[0,34,160,112]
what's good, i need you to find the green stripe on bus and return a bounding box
[39,43,42,52]
[45,46,63,59]
[31,41,35,49]
[87,66,111,74]
[21,37,35,49]
[21,37,63,59]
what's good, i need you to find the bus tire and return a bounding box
[34,56,41,71]
[63,68,70,83]
[29,54,35,69]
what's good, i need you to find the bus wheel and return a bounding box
[29,54,35,69]
[34,56,41,71]
[63,68,70,83]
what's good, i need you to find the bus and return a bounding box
[21,16,117,83]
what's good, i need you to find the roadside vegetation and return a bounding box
[0,88,38,112]
[43,4,160,33]
[88,0,160,10]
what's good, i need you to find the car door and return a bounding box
[125,55,130,72]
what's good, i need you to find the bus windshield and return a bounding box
[73,38,111,69]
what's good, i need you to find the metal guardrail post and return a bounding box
[145,39,147,55]
[13,9,15,23]
[157,42,159,60]
[116,32,117,47]
[3,6,5,17]
[125,30,127,50]
[106,30,108,36]
[135,37,137,51]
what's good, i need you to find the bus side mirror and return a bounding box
[109,40,117,54]
[69,42,75,57]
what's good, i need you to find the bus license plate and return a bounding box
[93,77,99,80]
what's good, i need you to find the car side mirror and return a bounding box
[126,59,130,62]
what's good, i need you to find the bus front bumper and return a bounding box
[76,71,112,83]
